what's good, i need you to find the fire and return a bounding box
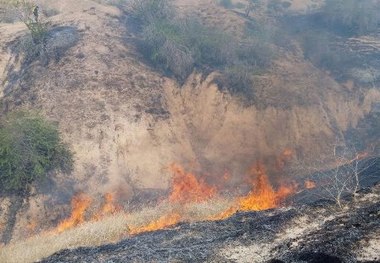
[239,162,295,211]
[56,193,92,233]
[129,213,182,235]
[276,148,293,170]
[92,193,120,221]
[211,162,296,220]
[169,164,216,203]
[52,158,301,236]
[305,180,316,189]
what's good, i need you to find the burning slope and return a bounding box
[129,164,217,234]
[54,158,302,237]
[92,193,121,221]
[210,162,297,220]
[168,164,216,203]
[56,193,120,233]
[130,160,298,233]
[239,162,295,211]
[56,194,91,233]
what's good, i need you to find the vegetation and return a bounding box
[291,144,378,209]
[14,0,48,45]
[322,0,380,36]
[279,0,380,79]
[218,0,233,9]
[131,0,275,101]
[0,111,73,194]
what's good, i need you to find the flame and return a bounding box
[92,193,120,221]
[51,158,301,236]
[211,162,296,220]
[276,148,294,170]
[56,194,92,233]
[168,164,216,203]
[239,162,295,211]
[129,213,182,235]
[305,180,316,189]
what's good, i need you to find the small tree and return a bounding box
[291,142,377,208]
[0,111,72,244]
[17,0,48,44]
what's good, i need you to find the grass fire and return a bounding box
[0,0,380,262]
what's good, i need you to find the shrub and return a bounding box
[130,0,174,24]
[300,30,359,76]
[322,0,380,35]
[218,0,233,9]
[139,13,235,80]
[131,0,275,102]
[13,0,48,45]
[217,65,255,103]
[140,19,193,80]
[0,111,73,194]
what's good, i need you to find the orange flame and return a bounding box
[305,180,316,189]
[56,193,92,233]
[52,158,301,236]
[239,162,295,211]
[211,162,296,220]
[92,193,121,221]
[129,213,182,235]
[168,164,216,203]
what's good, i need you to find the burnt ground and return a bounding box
[40,182,380,263]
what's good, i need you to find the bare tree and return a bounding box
[290,142,378,208]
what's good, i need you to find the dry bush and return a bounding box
[291,143,378,208]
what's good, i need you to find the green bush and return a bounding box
[131,0,275,101]
[130,0,173,24]
[139,13,235,80]
[0,112,73,194]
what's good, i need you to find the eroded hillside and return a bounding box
[0,0,379,261]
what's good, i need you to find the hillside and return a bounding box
[0,0,380,262]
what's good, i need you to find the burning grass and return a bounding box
[0,198,234,263]
[0,160,311,262]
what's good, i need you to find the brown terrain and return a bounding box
[0,0,379,262]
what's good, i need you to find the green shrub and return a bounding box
[0,112,73,194]
[139,14,235,80]
[131,0,275,101]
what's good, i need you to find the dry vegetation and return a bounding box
[0,198,233,263]
[0,0,379,262]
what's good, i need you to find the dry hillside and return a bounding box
[0,0,379,262]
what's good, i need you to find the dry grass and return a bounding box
[0,197,235,263]
[0,213,129,263]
